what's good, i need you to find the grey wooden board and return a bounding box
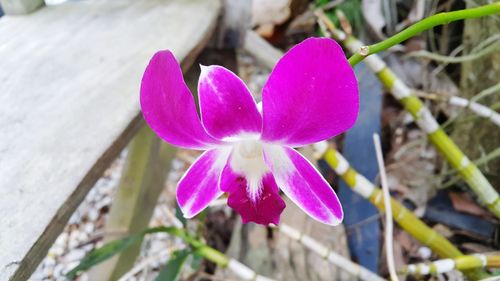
[0,0,220,279]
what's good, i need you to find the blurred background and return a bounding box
[0,0,499,281]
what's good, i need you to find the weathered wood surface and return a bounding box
[0,0,220,279]
[89,126,176,280]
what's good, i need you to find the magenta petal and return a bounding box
[264,146,343,225]
[220,162,285,225]
[198,65,262,140]
[261,37,359,147]
[140,51,221,150]
[176,149,229,218]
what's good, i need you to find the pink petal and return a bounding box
[220,160,285,225]
[140,51,222,150]
[198,65,262,140]
[264,145,343,225]
[261,38,359,147]
[176,149,230,218]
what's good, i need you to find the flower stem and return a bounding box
[347,3,500,66]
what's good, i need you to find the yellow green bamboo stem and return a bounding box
[320,147,489,280]
[347,3,500,65]
[378,69,500,217]
[402,254,500,276]
[322,148,462,258]
[316,12,500,219]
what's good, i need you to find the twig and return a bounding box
[414,90,500,128]
[473,82,500,102]
[405,41,500,63]
[373,134,399,281]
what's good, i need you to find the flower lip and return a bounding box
[229,139,268,202]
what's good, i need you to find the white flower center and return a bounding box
[230,139,269,201]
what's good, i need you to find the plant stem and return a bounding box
[347,3,500,66]
[145,227,276,281]
[402,254,500,275]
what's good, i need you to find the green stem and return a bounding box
[145,227,230,267]
[348,3,500,66]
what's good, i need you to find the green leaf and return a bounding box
[66,234,141,279]
[155,249,191,281]
[65,226,227,279]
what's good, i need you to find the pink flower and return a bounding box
[140,38,359,225]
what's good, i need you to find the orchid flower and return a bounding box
[140,38,359,226]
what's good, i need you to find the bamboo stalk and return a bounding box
[315,145,490,280]
[415,90,500,128]
[317,145,462,259]
[346,3,500,65]
[402,254,500,275]
[226,259,276,281]
[278,223,387,281]
[445,96,500,127]
[316,11,500,219]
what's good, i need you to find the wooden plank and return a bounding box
[0,0,220,279]
[89,126,176,280]
[244,31,283,69]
